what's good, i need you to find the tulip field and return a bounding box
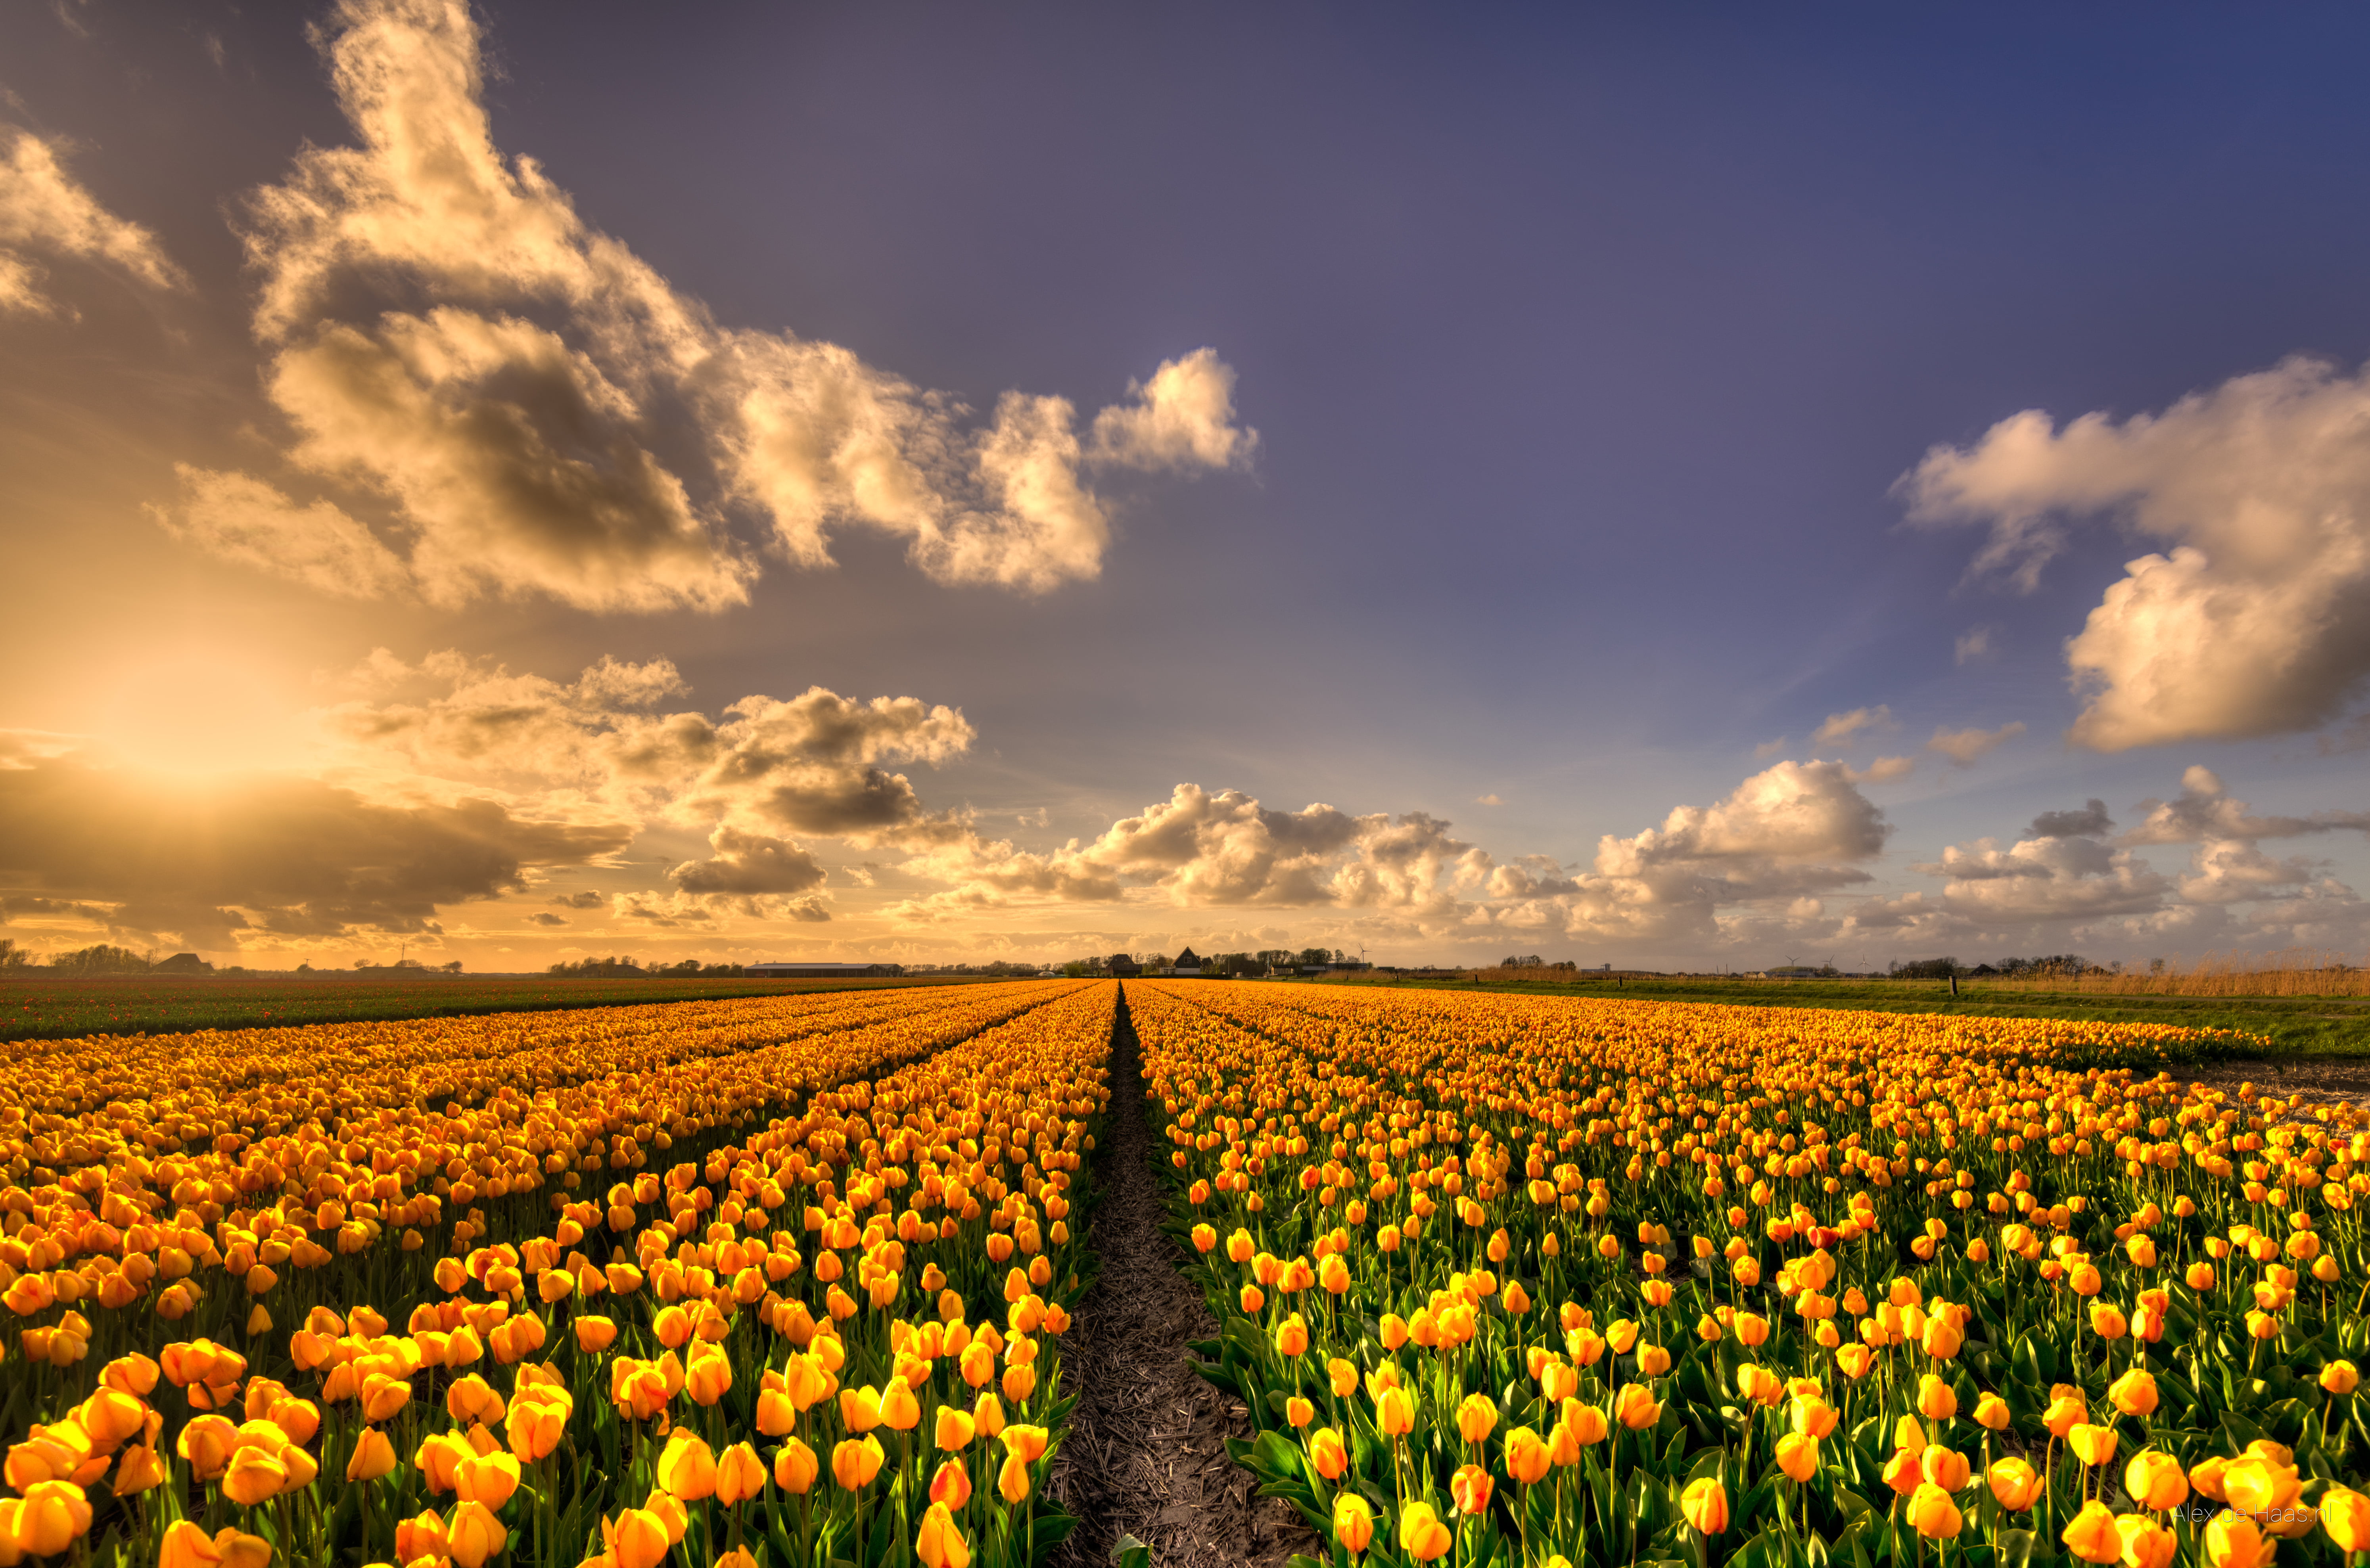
[1133,980,2370,1568]
[0,978,1112,1568]
[2,974,2369,1568]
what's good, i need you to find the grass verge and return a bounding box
[1310,973,2370,1058]
[0,972,980,1042]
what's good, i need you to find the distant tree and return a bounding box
[1211,952,1259,977]
[48,944,153,976]
[439,960,463,973]
[1890,957,1959,980]
[0,939,31,969]
[1297,947,1332,968]
[1501,954,1546,969]
[548,956,647,978]
[1254,948,1295,972]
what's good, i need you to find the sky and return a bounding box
[2,0,2368,973]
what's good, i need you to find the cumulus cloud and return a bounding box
[2176,840,2320,906]
[890,785,1498,923]
[1474,793,1503,806]
[2030,798,2114,839]
[326,650,978,853]
[1813,706,1892,745]
[151,466,412,599]
[1855,767,2370,952]
[1954,626,1995,665]
[668,826,826,898]
[1476,761,1892,948]
[0,126,184,313]
[0,744,626,948]
[162,0,1250,609]
[1086,349,1258,471]
[1902,356,2370,750]
[1611,760,1890,866]
[1909,833,2171,921]
[527,911,568,927]
[1928,721,2025,766]
[2120,766,2370,844]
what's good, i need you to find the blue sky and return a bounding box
[2,0,2366,969]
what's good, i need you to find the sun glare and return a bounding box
[97,651,313,776]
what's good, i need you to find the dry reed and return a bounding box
[1974,948,2369,998]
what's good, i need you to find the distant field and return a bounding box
[0,971,972,1042]
[1321,970,2370,1057]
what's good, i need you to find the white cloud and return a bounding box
[889,785,1499,924]
[1087,349,1258,471]
[1475,793,1503,806]
[167,0,1251,609]
[1927,721,2025,766]
[1954,626,1995,665]
[0,127,184,312]
[1752,737,1787,760]
[1856,768,2370,952]
[2176,840,2318,906]
[265,310,757,612]
[1902,356,2370,750]
[1813,706,1892,745]
[1611,759,1890,866]
[1478,761,1891,948]
[1844,756,1914,785]
[326,650,978,850]
[153,467,412,599]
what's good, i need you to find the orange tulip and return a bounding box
[345,1428,396,1484]
[1681,1476,1729,1536]
[1335,1493,1375,1554]
[2062,1501,2122,1564]
[834,1436,885,1491]
[1398,1500,1454,1561]
[917,1501,971,1568]
[715,1442,766,1507]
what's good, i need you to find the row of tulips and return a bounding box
[0,978,1117,1567]
[1127,978,2370,1568]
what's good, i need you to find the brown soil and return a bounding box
[1049,988,1319,1568]
[2170,1057,2370,1118]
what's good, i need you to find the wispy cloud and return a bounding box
[1927,721,2024,766]
[1813,705,1892,745]
[0,126,185,313]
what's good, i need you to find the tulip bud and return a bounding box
[2123,1449,2186,1511]
[1334,1493,1375,1555]
[1908,1482,1962,1541]
[1681,1476,1729,1536]
[2061,1500,2122,1564]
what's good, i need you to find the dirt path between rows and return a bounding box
[1049,986,1318,1568]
